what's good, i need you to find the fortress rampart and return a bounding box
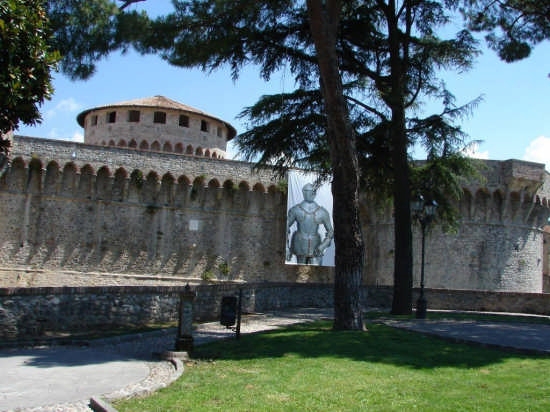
[9,135,277,189]
[0,136,333,284]
[1,136,549,293]
[364,159,550,292]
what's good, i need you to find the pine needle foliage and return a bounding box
[460,0,550,62]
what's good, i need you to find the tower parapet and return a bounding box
[77,96,236,159]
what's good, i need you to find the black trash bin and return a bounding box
[220,296,238,327]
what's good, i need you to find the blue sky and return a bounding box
[16,4,550,170]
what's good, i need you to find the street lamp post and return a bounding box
[411,195,438,319]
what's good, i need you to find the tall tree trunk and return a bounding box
[387,0,413,315]
[390,107,413,315]
[307,0,365,330]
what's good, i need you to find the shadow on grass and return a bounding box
[192,321,541,370]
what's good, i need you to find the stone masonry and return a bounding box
[1,136,549,293]
[364,159,550,292]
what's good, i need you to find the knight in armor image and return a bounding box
[286,183,334,265]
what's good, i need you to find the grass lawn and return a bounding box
[114,319,550,411]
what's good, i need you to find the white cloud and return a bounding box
[462,142,489,160]
[46,128,62,139]
[44,128,83,142]
[45,98,83,119]
[71,131,84,143]
[523,136,550,171]
[225,141,243,160]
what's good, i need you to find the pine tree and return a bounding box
[132,0,481,318]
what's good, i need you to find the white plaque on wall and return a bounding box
[189,219,199,231]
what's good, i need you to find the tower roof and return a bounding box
[76,95,237,139]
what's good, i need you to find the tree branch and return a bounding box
[345,94,387,122]
[118,0,147,11]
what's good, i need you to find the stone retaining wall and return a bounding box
[420,288,550,315]
[1,284,549,342]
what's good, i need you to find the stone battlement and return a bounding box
[11,135,280,193]
[1,136,549,294]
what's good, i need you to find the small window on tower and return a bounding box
[107,111,116,123]
[128,110,140,122]
[90,115,98,126]
[179,115,189,127]
[201,120,209,132]
[154,111,167,124]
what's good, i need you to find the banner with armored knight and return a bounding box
[286,170,335,267]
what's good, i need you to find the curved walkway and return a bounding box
[0,308,331,412]
[2,308,550,411]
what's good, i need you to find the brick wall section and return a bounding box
[420,288,550,314]
[0,283,336,340]
[365,222,548,292]
[1,284,549,341]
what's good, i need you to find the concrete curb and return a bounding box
[102,358,185,404]
[88,356,186,412]
[89,397,118,412]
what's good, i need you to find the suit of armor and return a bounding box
[286,183,334,265]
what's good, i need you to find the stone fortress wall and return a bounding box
[2,136,549,293]
[364,159,550,293]
[0,136,333,285]
[3,96,550,341]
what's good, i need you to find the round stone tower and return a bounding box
[76,95,237,159]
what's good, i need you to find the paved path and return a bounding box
[0,347,150,411]
[0,308,332,412]
[382,318,550,354]
[1,308,550,411]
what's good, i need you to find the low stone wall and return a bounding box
[1,284,549,342]
[0,283,337,341]
[419,288,550,315]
